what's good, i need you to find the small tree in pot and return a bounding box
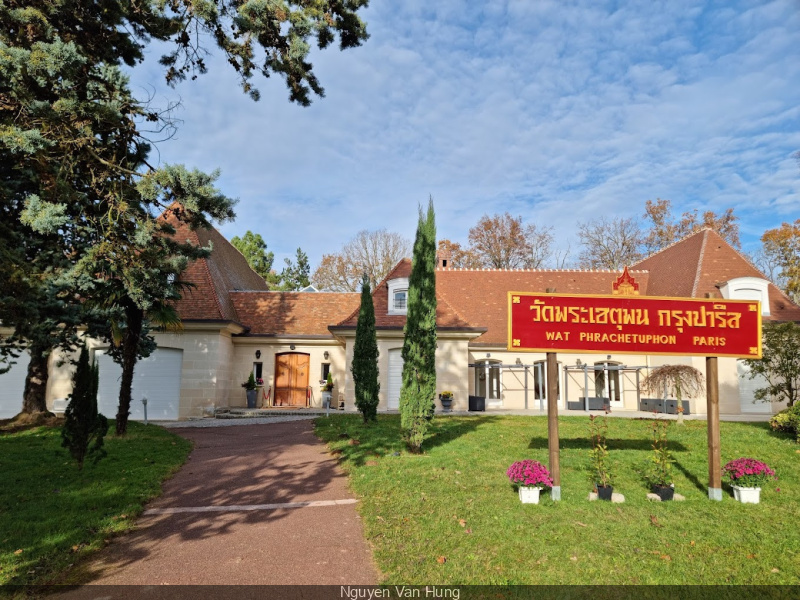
[588,415,614,500]
[242,373,258,408]
[645,419,675,500]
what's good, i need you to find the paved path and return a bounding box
[61,420,377,594]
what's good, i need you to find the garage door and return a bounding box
[737,360,773,414]
[96,348,182,420]
[387,348,403,410]
[0,352,29,419]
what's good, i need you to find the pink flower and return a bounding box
[507,460,553,488]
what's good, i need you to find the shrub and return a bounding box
[588,415,613,488]
[645,419,674,487]
[769,404,800,441]
[61,345,109,469]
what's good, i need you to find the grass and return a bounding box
[315,414,800,585]
[0,421,191,586]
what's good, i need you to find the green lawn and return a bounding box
[315,414,800,585]
[0,421,191,586]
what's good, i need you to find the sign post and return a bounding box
[546,352,561,501]
[706,357,722,500]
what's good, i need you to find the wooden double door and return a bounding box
[274,352,310,406]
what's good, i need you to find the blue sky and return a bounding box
[128,0,800,271]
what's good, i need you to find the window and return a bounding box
[475,360,502,403]
[719,277,771,316]
[321,362,331,383]
[253,362,263,386]
[387,277,410,315]
[594,361,621,404]
[533,360,560,403]
[393,289,407,311]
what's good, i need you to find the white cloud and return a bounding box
[126,0,800,270]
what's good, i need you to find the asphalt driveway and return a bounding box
[60,419,377,592]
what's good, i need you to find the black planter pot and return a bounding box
[439,395,453,412]
[596,485,613,501]
[652,485,674,501]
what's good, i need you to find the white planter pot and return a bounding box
[732,485,761,504]
[518,486,543,504]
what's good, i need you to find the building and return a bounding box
[2,225,798,420]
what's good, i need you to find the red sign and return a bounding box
[508,293,762,358]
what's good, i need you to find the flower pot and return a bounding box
[732,485,761,504]
[596,484,613,501]
[518,486,543,504]
[439,395,453,412]
[651,484,674,501]
[321,391,332,409]
[246,389,257,409]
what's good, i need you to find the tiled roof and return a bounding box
[232,292,360,336]
[335,259,478,331]
[162,206,269,323]
[633,229,800,322]
[437,269,651,345]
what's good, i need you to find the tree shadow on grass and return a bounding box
[314,414,501,467]
[526,437,689,452]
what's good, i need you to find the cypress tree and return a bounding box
[61,346,108,469]
[400,198,438,452]
[351,273,380,422]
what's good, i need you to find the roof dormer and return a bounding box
[387,277,409,315]
[718,277,771,316]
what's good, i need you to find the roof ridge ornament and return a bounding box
[612,266,640,296]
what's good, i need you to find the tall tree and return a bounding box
[744,322,800,408]
[577,217,643,270]
[467,213,554,269]
[643,198,740,254]
[230,231,276,282]
[278,248,311,291]
[2,0,369,423]
[760,219,800,303]
[313,230,411,291]
[351,273,380,423]
[400,199,437,452]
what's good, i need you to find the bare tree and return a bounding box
[467,213,554,269]
[641,364,705,402]
[643,198,740,255]
[313,229,411,292]
[577,217,643,270]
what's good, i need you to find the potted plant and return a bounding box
[439,390,454,412]
[242,373,258,409]
[321,373,334,409]
[722,458,777,504]
[506,459,553,504]
[588,415,614,500]
[645,419,675,501]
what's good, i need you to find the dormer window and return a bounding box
[387,277,410,315]
[718,277,771,316]
[393,289,407,311]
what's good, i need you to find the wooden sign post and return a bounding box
[546,352,561,501]
[706,357,722,500]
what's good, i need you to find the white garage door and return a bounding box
[387,348,403,410]
[0,352,29,419]
[96,348,183,420]
[738,360,773,414]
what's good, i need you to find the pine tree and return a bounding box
[61,346,108,469]
[400,199,438,452]
[352,273,380,422]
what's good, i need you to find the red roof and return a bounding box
[633,229,800,322]
[231,292,359,337]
